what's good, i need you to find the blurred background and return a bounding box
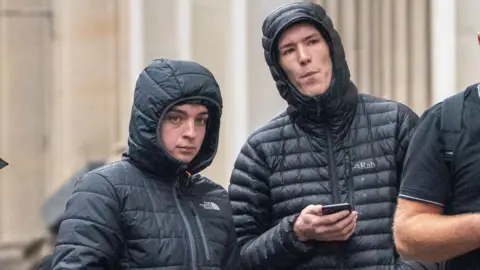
[0,0,479,269]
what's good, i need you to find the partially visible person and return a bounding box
[228,2,436,269]
[0,157,7,170]
[394,82,480,269]
[51,59,241,269]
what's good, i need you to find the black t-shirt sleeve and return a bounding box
[399,106,451,206]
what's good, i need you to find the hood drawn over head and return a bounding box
[124,59,222,178]
[262,2,357,124]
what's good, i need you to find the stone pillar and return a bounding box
[431,0,480,101]
[0,0,52,243]
[455,0,480,90]
[431,0,457,102]
[246,0,294,134]
[190,0,231,186]
[46,0,128,193]
[311,0,432,114]
[142,0,177,62]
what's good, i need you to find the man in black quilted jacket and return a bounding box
[51,59,241,269]
[228,2,436,270]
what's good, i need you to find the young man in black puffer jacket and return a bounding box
[51,59,241,270]
[228,2,438,270]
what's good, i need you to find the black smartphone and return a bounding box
[321,203,352,215]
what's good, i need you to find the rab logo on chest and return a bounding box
[352,161,376,172]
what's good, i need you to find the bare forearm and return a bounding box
[394,212,480,262]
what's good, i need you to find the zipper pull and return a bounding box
[175,177,183,197]
[188,201,198,216]
[185,171,192,189]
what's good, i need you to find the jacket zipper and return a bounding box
[325,127,345,270]
[345,149,354,206]
[173,178,197,270]
[188,201,211,263]
[344,149,355,270]
[325,128,340,203]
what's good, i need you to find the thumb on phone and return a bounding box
[302,204,324,216]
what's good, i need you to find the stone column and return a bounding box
[311,0,432,114]
[0,0,52,243]
[455,0,480,90]
[190,0,231,186]
[246,0,294,134]
[46,0,128,194]
[431,0,457,102]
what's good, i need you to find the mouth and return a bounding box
[300,71,318,79]
[177,146,196,152]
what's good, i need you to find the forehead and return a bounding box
[278,22,322,46]
[169,103,208,114]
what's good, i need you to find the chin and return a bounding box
[301,88,327,97]
[175,155,194,164]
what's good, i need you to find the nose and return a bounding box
[297,45,311,66]
[182,120,196,139]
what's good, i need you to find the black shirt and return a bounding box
[399,84,480,269]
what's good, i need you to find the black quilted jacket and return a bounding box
[51,59,241,270]
[228,3,428,270]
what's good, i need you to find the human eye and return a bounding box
[307,38,320,45]
[195,116,208,125]
[282,48,295,56]
[167,114,182,124]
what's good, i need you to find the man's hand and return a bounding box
[293,204,358,242]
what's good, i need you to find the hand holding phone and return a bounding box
[293,204,358,242]
[321,203,352,216]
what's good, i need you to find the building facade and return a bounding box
[0,0,479,268]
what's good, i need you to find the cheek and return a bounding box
[286,68,298,82]
[160,125,177,150]
[196,127,207,145]
[322,56,333,77]
[280,58,297,79]
[321,52,332,66]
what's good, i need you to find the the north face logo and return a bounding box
[353,161,376,171]
[199,201,220,211]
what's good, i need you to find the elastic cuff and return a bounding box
[281,214,313,254]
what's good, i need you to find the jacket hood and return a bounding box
[262,2,357,132]
[124,59,222,178]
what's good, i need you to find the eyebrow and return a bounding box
[279,33,320,50]
[168,109,209,116]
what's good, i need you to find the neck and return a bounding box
[288,81,358,137]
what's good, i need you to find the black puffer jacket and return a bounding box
[228,3,429,270]
[51,59,241,270]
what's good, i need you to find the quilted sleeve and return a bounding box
[228,141,312,270]
[51,172,123,269]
